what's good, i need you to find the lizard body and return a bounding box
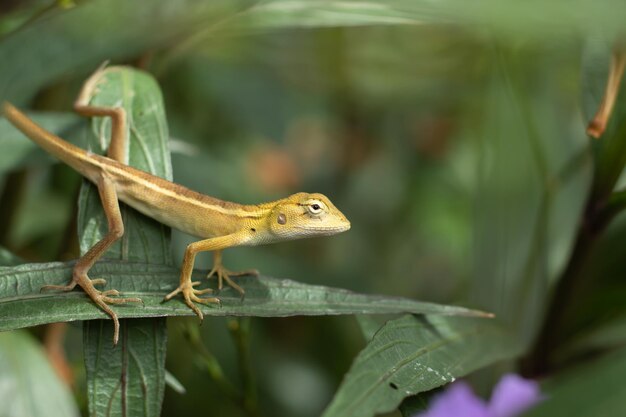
[2,70,350,343]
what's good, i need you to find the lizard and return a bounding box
[1,69,351,344]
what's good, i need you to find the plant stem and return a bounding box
[228,317,260,417]
[183,320,261,417]
[182,322,240,401]
[523,185,626,376]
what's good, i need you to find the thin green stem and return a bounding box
[182,320,261,417]
[228,317,260,417]
[182,322,240,401]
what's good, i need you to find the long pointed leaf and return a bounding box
[322,314,520,417]
[84,318,167,417]
[0,260,490,331]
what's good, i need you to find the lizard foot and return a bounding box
[163,281,220,321]
[43,274,142,345]
[207,265,259,298]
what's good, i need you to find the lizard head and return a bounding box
[267,192,350,240]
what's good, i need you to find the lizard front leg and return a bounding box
[42,175,141,344]
[163,233,251,319]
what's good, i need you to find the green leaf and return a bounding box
[0,0,249,104]
[4,1,626,108]
[0,246,24,266]
[84,318,167,417]
[77,67,173,259]
[356,315,387,342]
[0,260,490,331]
[0,112,81,174]
[196,0,626,42]
[470,47,590,350]
[214,0,426,32]
[581,35,616,126]
[322,315,520,417]
[0,330,79,417]
[523,347,626,417]
[77,67,170,417]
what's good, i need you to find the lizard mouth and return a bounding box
[296,223,351,234]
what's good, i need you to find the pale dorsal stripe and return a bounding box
[100,158,273,219]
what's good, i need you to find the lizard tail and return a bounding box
[2,102,98,181]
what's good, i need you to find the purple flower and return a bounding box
[415,374,542,417]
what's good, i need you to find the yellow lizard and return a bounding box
[2,70,350,344]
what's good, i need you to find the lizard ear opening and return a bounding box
[277,213,287,225]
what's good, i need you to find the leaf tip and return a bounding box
[467,309,496,318]
[2,101,17,118]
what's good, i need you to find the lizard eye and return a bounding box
[307,200,325,215]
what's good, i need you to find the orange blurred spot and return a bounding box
[44,322,74,386]
[247,146,301,193]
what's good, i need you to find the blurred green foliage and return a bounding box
[2,1,626,416]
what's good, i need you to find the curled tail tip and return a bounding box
[2,101,18,117]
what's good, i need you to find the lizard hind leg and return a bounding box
[74,65,128,163]
[207,250,259,298]
[42,175,141,344]
[54,269,141,345]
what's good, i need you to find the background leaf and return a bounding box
[0,246,24,266]
[470,46,590,352]
[0,330,79,417]
[321,314,520,417]
[189,0,626,42]
[0,112,81,174]
[0,0,249,105]
[4,0,626,110]
[524,346,626,417]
